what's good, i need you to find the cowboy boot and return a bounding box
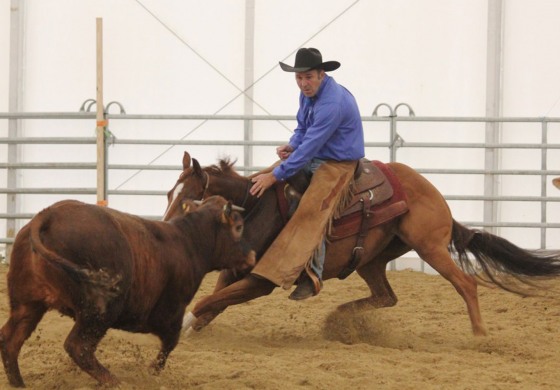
[289,272,322,301]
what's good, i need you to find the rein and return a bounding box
[199,169,254,211]
[239,178,263,221]
[239,179,252,209]
[200,171,210,201]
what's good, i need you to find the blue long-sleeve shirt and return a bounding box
[273,75,365,181]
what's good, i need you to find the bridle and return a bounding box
[194,170,251,213]
[199,169,255,210]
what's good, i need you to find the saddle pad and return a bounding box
[328,161,409,241]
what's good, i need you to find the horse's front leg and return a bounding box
[183,274,275,334]
[212,269,247,293]
[187,269,248,331]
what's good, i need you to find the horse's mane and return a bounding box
[204,157,245,179]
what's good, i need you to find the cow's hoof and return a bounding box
[149,361,164,375]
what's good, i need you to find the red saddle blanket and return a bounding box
[275,160,409,241]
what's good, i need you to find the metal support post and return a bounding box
[6,0,25,263]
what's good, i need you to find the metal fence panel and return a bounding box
[2,110,560,269]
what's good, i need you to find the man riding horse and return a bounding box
[249,48,365,300]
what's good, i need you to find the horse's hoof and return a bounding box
[191,312,218,331]
[473,326,488,337]
[181,312,196,332]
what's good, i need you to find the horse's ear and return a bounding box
[193,158,203,177]
[182,152,191,170]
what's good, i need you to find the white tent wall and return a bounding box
[0,3,8,227]
[1,0,560,255]
[500,1,560,247]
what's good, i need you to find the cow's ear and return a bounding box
[221,201,233,224]
[193,158,203,177]
[182,199,198,214]
[182,152,191,169]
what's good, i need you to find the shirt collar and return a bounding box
[313,74,330,100]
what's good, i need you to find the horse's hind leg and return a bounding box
[417,246,486,336]
[0,302,47,388]
[336,235,409,312]
[337,257,397,311]
[390,161,486,335]
[63,319,117,386]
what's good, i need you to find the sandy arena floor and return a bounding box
[1,264,559,389]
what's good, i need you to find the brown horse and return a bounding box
[165,151,560,337]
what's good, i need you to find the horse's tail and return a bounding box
[449,219,560,294]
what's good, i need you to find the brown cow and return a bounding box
[0,196,255,387]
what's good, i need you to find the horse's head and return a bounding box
[163,151,250,221]
[163,152,206,221]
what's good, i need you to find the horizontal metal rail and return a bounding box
[1,162,559,177]
[4,137,560,151]
[2,186,559,204]
[2,112,560,122]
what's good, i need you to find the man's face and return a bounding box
[295,69,325,97]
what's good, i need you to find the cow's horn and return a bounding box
[232,205,245,212]
[192,200,203,205]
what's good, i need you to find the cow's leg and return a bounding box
[150,344,174,375]
[0,302,47,388]
[150,322,181,374]
[63,319,117,386]
[187,275,275,332]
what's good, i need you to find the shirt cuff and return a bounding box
[272,165,285,181]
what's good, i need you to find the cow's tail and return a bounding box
[29,209,121,312]
[449,219,560,295]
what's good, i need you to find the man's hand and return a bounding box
[250,172,277,198]
[276,144,294,160]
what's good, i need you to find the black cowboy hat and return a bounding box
[279,48,340,72]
